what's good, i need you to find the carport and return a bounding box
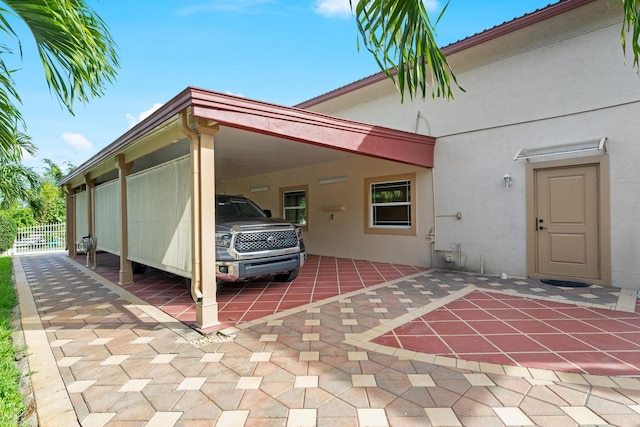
[60,87,436,329]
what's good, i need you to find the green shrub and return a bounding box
[0,214,17,252]
[0,257,24,424]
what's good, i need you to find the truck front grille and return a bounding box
[234,230,298,253]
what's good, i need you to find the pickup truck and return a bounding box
[214,194,306,282]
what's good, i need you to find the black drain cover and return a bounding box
[541,279,591,288]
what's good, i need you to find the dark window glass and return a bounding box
[370,180,411,228]
[283,190,307,226]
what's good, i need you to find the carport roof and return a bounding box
[60,87,435,187]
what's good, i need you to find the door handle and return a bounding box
[538,226,546,230]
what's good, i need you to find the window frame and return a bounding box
[364,173,416,236]
[280,185,309,231]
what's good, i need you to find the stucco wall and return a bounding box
[218,156,434,267]
[304,1,640,287]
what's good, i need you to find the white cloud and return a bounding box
[424,0,440,13]
[314,0,440,18]
[225,90,244,97]
[126,103,163,128]
[314,0,352,18]
[62,132,93,151]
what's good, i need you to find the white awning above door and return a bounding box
[514,137,607,161]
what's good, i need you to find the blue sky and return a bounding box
[10,0,555,172]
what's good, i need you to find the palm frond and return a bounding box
[350,0,462,101]
[0,56,32,162]
[621,0,640,69]
[0,161,39,205]
[43,158,64,184]
[4,0,119,114]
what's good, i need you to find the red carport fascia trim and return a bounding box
[189,88,435,168]
[60,89,193,186]
[60,87,435,187]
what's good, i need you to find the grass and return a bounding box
[0,256,25,426]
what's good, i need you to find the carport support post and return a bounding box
[84,175,95,267]
[182,113,220,329]
[65,184,77,257]
[116,155,134,285]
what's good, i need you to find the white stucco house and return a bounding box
[61,0,640,328]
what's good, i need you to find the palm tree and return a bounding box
[0,0,119,162]
[351,0,640,101]
[0,160,38,208]
[28,159,69,224]
[0,130,37,205]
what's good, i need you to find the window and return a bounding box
[280,185,308,230]
[365,173,416,235]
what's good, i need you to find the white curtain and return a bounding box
[74,191,88,242]
[127,156,192,277]
[94,180,120,255]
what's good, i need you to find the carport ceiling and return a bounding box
[214,126,354,181]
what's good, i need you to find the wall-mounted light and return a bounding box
[318,176,347,185]
[250,186,269,193]
[503,174,513,189]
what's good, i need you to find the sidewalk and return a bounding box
[14,253,640,426]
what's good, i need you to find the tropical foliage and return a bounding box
[0,212,16,251]
[0,0,119,163]
[0,0,116,229]
[0,256,24,425]
[0,160,38,207]
[351,0,640,101]
[1,159,70,228]
[29,159,69,224]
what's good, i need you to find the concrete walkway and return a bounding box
[14,254,640,426]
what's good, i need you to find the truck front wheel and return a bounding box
[274,269,299,282]
[132,262,147,274]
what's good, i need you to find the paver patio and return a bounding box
[14,253,640,426]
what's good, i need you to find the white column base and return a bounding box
[196,300,220,329]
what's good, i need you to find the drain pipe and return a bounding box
[180,110,203,301]
[416,110,437,269]
[428,168,437,268]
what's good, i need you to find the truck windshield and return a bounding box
[216,197,268,221]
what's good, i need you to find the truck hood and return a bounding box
[215,217,295,232]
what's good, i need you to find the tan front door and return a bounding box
[534,164,599,280]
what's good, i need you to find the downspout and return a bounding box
[416,111,436,268]
[180,110,203,301]
[428,169,437,268]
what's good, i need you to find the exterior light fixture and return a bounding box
[250,186,269,193]
[503,174,512,189]
[318,176,347,185]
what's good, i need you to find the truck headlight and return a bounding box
[295,227,303,240]
[216,232,232,248]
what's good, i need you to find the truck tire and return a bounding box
[132,262,147,274]
[274,269,299,282]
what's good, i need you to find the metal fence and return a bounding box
[13,223,66,254]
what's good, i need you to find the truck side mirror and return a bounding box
[263,209,272,218]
